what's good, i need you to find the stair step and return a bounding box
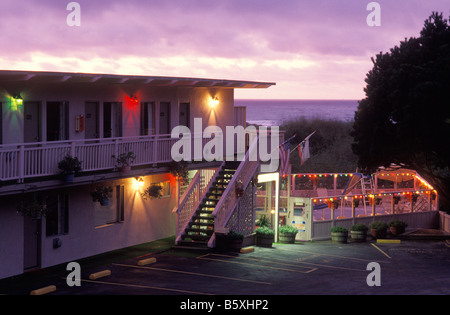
[185,228,214,235]
[182,234,211,241]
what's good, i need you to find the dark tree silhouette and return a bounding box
[352,12,450,211]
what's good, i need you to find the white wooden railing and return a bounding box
[172,167,220,244]
[0,134,193,182]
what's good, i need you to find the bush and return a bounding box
[279,225,298,234]
[350,223,368,232]
[226,230,244,240]
[256,226,275,236]
[388,220,408,228]
[330,226,348,233]
[369,221,388,230]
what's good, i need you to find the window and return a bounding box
[103,102,122,138]
[46,101,69,141]
[94,185,124,227]
[156,181,171,197]
[140,102,155,135]
[46,193,69,236]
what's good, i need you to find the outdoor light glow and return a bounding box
[209,97,219,109]
[11,95,23,110]
[134,177,145,191]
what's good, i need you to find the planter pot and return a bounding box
[99,198,110,206]
[256,234,274,248]
[228,239,244,252]
[331,232,348,244]
[390,226,405,236]
[371,228,387,239]
[350,230,367,242]
[279,232,297,244]
[120,165,131,173]
[63,173,74,183]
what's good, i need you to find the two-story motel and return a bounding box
[0,70,276,279]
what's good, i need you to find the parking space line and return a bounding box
[113,263,272,285]
[198,253,318,274]
[277,247,388,263]
[370,243,392,259]
[77,278,213,295]
[214,253,366,272]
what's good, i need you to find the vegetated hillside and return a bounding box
[281,117,358,173]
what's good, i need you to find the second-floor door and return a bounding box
[85,102,99,139]
[24,101,41,143]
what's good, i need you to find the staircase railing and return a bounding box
[172,164,223,244]
[209,137,260,247]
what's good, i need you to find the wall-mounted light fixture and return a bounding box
[209,97,219,109]
[135,177,145,191]
[11,95,23,110]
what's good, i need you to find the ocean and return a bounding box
[236,99,359,127]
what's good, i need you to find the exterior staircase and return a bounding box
[176,161,241,249]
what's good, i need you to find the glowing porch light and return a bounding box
[209,97,219,109]
[134,177,145,191]
[11,95,23,110]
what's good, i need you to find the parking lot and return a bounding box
[1,238,449,297]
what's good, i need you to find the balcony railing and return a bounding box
[0,134,200,182]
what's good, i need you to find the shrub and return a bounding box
[226,230,244,240]
[369,221,388,230]
[350,223,368,232]
[256,226,275,236]
[388,220,408,228]
[279,225,298,234]
[330,226,348,233]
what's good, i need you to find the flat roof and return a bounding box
[0,70,275,89]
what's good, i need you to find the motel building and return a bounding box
[0,70,277,280]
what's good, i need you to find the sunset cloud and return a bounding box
[0,0,448,99]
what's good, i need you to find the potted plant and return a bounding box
[58,155,82,183]
[168,161,189,185]
[255,226,274,247]
[16,198,49,220]
[113,151,136,172]
[256,214,270,229]
[388,220,408,236]
[350,223,368,242]
[279,225,298,244]
[393,195,401,204]
[225,230,245,252]
[327,199,339,210]
[369,221,388,239]
[90,185,113,206]
[142,184,162,200]
[330,226,348,244]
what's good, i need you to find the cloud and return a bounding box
[0,0,449,99]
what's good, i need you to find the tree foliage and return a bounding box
[281,117,358,173]
[352,12,450,210]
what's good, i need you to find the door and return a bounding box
[159,102,171,134]
[24,101,41,143]
[23,216,40,270]
[179,102,190,128]
[289,197,312,241]
[85,102,99,139]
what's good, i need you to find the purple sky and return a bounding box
[0,0,448,99]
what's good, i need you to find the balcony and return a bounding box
[0,134,205,185]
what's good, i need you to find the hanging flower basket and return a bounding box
[16,198,49,220]
[90,185,113,206]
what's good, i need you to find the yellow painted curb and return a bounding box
[89,270,111,280]
[30,285,56,295]
[240,246,255,254]
[137,257,157,266]
[377,239,401,244]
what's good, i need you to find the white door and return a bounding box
[289,197,312,241]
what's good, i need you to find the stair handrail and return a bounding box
[211,136,260,235]
[173,163,224,244]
